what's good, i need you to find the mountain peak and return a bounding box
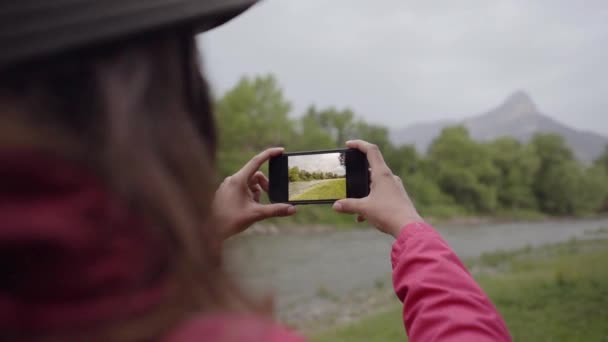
[499,90,538,115]
[391,90,608,162]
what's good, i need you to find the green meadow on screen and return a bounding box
[288,152,346,201]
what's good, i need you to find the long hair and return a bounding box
[0,28,255,340]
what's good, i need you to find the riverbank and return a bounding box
[244,213,607,236]
[227,218,608,337]
[258,201,608,234]
[311,232,608,341]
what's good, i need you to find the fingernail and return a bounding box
[333,202,343,211]
[287,205,296,215]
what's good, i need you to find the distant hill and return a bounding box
[390,91,608,163]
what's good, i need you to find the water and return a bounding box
[226,218,608,314]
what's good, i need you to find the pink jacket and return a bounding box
[168,222,511,341]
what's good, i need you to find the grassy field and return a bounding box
[313,236,608,342]
[290,178,346,201]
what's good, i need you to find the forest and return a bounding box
[215,74,608,223]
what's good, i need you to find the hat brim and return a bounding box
[0,0,258,68]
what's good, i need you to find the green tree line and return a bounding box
[289,167,345,182]
[216,74,608,222]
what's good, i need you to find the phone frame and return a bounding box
[269,148,370,205]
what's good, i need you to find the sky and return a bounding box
[199,0,608,136]
[288,153,345,175]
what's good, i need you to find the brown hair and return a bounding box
[0,28,255,340]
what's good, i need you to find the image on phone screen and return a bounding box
[288,152,347,201]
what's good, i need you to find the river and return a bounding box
[225,218,608,324]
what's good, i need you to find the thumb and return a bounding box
[333,198,364,215]
[254,203,297,220]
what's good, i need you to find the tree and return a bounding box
[291,106,335,150]
[216,75,292,149]
[215,75,293,177]
[331,109,355,146]
[427,126,499,213]
[404,173,456,214]
[594,145,608,172]
[530,134,576,214]
[593,145,608,211]
[489,138,540,210]
[301,106,356,147]
[386,144,420,177]
[289,167,300,182]
[536,160,581,214]
[349,120,391,150]
[575,166,608,214]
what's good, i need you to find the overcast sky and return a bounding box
[289,153,345,175]
[199,0,608,136]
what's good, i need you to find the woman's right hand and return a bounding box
[332,140,423,238]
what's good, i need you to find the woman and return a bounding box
[0,0,511,341]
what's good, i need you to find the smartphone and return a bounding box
[269,148,370,204]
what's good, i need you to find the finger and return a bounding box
[333,198,364,215]
[249,182,262,191]
[236,147,285,181]
[345,140,388,171]
[356,215,366,223]
[253,203,296,220]
[251,171,270,193]
[249,184,262,202]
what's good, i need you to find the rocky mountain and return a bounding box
[390,91,608,163]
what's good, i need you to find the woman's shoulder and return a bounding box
[165,312,307,342]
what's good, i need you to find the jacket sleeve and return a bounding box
[391,222,511,342]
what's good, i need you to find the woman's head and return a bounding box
[0,23,252,342]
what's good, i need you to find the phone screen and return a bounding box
[269,148,369,204]
[287,152,347,201]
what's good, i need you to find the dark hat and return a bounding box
[0,0,258,68]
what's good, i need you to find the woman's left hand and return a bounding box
[213,147,296,239]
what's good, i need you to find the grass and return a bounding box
[493,208,548,221]
[418,204,469,220]
[312,238,608,342]
[290,178,346,201]
[313,308,405,342]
